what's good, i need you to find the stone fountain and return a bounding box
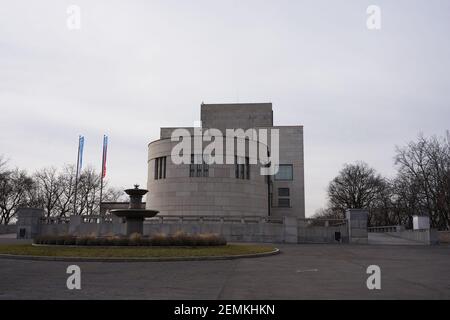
[110,185,159,236]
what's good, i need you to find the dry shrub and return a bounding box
[149,233,168,246]
[128,232,143,246]
[33,232,226,247]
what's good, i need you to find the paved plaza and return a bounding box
[0,243,449,299]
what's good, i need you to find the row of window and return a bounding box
[154,156,294,182]
[189,154,209,177]
[235,156,250,180]
[154,156,292,208]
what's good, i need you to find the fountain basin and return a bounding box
[110,185,159,236]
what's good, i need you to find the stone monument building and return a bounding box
[146,103,305,219]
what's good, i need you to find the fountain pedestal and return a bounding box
[110,185,159,236]
[124,215,144,235]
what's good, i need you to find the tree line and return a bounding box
[0,158,125,225]
[316,132,450,230]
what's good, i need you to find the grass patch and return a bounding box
[0,244,276,258]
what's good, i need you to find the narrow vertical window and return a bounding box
[195,154,202,177]
[203,154,209,177]
[154,157,167,180]
[239,163,244,179]
[245,157,250,180]
[235,156,250,180]
[189,154,195,177]
[154,158,159,180]
[163,156,166,179]
[235,155,239,178]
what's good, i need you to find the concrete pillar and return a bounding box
[126,217,144,236]
[112,216,126,236]
[284,217,298,243]
[68,215,82,235]
[346,209,368,244]
[16,208,44,239]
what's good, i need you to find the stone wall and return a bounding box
[32,215,348,244]
[387,229,439,245]
[144,221,285,243]
[0,224,17,234]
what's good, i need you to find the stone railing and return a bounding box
[146,215,284,224]
[40,215,114,225]
[40,216,70,225]
[80,215,113,224]
[368,225,403,233]
[297,218,347,227]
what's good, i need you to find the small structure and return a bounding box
[16,208,44,239]
[110,185,159,236]
[346,209,368,244]
[413,215,430,230]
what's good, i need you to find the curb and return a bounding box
[0,248,280,263]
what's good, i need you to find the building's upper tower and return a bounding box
[201,103,273,130]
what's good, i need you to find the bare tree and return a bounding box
[327,162,387,218]
[55,164,76,217]
[34,167,63,217]
[312,207,344,219]
[0,156,126,220]
[73,167,99,215]
[0,155,7,173]
[0,168,35,224]
[394,132,450,229]
[102,186,126,203]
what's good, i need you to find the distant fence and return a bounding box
[146,215,284,224]
[386,229,439,245]
[0,224,17,234]
[368,226,403,233]
[367,224,439,245]
[297,218,348,243]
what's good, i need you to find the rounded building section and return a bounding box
[146,136,269,217]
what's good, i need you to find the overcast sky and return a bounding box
[1,0,449,216]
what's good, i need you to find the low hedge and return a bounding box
[33,232,227,247]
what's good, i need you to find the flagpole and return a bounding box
[73,136,81,216]
[99,135,107,216]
